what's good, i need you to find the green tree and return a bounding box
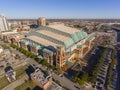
[78,80,85,86]
[55,68,61,73]
[38,58,42,63]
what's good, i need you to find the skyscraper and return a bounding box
[0,14,9,32]
[37,17,46,26]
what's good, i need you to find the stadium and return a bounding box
[19,24,95,68]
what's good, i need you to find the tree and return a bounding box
[49,65,55,69]
[78,80,85,86]
[72,72,79,82]
[2,45,9,49]
[55,68,61,73]
[41,60,46,65]
[81,73,88,81]
[72,76,78,82]
[88,47,108,83]
[10,43,56,72]
[38,58,42,63]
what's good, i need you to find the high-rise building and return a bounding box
[38,17,46,26]
[0,14,9,31]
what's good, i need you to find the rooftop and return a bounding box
[48,24,80,34]
[24,24,88,49]
[4,66,16,82]
[26,35,58,47]
[37,30,70,42]
[4,66,13,73]
[31,68,51,85]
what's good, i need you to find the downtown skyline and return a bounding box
[0,0,120,19]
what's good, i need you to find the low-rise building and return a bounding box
[4,66,16,82]
[17,25,30,31]
[31,68,52,90]
[1,30,27,45]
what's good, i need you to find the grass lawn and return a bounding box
[16,65,28,79]
[0,65,28,89]
[14,66,43,90]
[14,80,37,90]
[0,76,10,90]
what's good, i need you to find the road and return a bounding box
[27,59,94,90]
[52,73,79,90]
[27,59,79,90]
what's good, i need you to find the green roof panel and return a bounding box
[64,38,74,49]
[66,61,74,67]
[71,33,79,42]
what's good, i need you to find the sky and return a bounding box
[0,0,120,19]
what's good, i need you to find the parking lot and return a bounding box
[94,48,112,90]
[83,46,103,72]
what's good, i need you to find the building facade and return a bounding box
[38,17,46,26]
[0,14,9,32]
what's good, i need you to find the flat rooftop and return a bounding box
[31,68,50,85]
[26,35,58,47]
[48,24,80,34]
[37,30,70,42]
